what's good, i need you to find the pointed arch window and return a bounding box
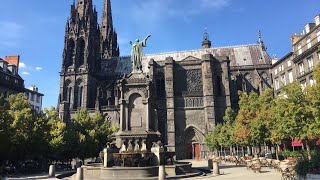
[67,39,75,67]
[78,39,85,66]
[244,73,253,93]
[64,80,72,102]
[156,73,165,99]
[77,86,83,108]
[75,79,84,108]
[68,87,72,103]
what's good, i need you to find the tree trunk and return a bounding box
[252,146,255,157]
[237,145,239,157]
[242,146,245,157]
[301,142,305,150]
[305,140,312,160]
[258,144,262,157]
[276,145,279,160]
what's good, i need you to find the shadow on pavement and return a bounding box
[260,170,271,173]
[220,164,245,169]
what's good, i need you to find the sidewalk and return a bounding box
[185,160,282,180]
[3,170,75,180]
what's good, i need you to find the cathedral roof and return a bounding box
[101,43,271,75]
[143,43,271,67]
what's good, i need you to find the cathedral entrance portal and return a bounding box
[185,143,200,160]
[184,126,204,160]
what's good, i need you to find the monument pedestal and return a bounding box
[115,72,161,153]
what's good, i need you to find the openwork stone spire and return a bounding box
[101,0,120,59]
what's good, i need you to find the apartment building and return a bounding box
[272,14,320,94]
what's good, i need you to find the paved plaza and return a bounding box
[2,160,282,180]
[189,160,282,180]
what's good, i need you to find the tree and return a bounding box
[6,94,35,160]
[44,107,67,160]
[205,124,222,155]
[251,89,274,154]
[234,91,260,154]
[222,108,236,155]
[72,109,118,161]
[0,94,10,163]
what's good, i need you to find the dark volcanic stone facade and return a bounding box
[58,0,272,159]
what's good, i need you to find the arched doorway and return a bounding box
[184,126,205,160]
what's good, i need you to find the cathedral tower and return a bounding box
[59,0,104,122]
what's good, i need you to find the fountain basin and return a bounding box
[82,165,158,179]
[81,162,193,180]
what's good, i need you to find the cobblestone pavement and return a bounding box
[187,160,282,180]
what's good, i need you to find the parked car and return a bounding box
[19,161,39,173]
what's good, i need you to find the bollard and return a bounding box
[76,161,81,168]
[103,148,108,168]
[76,167,84,180]
[49,165,55,177]
[158,165,166,180]
[212,161,220,175]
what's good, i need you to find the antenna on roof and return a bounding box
[202,27,211,49]
[203,28,209,41]
[258,30,267,51]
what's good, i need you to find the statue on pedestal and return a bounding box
[130,35,151,72]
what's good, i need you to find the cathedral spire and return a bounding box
[76,0,93,19]
[100,0,119,59]
[101,0,113,34]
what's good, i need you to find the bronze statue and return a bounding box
[130,35,151,72]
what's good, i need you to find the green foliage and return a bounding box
[281,150,302,158]
[0,94,10,161]
[0,94,117,163]
[205,124,222,150]
[295,160,311,177]
[72,109,117,160]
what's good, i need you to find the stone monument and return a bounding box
[114,35,161,156]
[73,36,198,179]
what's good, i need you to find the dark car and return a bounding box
[3,164,16,174]
[19,161,39,173]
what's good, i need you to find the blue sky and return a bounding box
[0,0,319,109]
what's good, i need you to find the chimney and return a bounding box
[305,23,315,34]
[315,15,320,26]
[291,34,304,45]
[3,55,20,72]
[272,54,278,65]
[28,85,39,92]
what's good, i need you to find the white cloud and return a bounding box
[22,71,30,75]
[0,21,23,47]
[129,0,231,25]
[35,67,43,71]
[199,0,230,9]
[19,62,26,69]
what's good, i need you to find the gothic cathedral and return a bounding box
[58,0,272,160]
